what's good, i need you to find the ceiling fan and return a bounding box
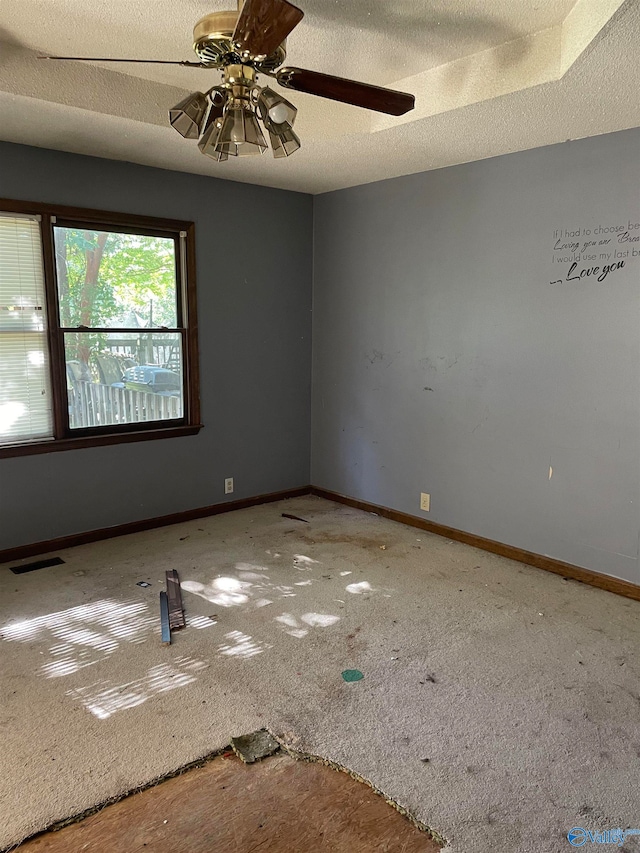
[39,0,415,161]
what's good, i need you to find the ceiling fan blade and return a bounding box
[275,67,415,116]
[233,0,303,59]
[38,56,208,67]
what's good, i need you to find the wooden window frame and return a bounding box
[0,198,202,458]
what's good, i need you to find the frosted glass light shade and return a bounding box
[169,92,208,139]
[215,104,267,157]
[257,87,297,128]
[198,98,228,161]
[268,124,301,158]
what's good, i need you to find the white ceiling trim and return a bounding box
[560,0,626,72]
[372,0,626,133]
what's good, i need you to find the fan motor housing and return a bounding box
[193,11,287,70]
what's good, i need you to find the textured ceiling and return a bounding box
[0,0,638,194]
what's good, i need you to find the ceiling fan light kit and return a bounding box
[170,35,302,161]
[40,0,415,164]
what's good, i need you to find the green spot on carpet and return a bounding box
[342,669,364,682]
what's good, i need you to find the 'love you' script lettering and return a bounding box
[566,260,625,283]
[549,220,639,286]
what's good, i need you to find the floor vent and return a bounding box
[10,557,66,575]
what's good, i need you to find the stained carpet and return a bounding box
[2,496,640,852]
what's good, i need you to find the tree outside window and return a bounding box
[0,201,200,456]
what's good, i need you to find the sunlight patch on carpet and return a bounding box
[1,599,156,678]
[65,656,209,719]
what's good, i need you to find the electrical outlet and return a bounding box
[420,492,430,512]
[224,477,234,494]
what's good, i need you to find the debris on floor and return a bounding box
[282,513,309,523]
[159,590,170,645]
[230,729,280,764]
[166,569,185,630]
[136,581,151,588]
[342,669,364,682]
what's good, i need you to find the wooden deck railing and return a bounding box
[69,381,181,429]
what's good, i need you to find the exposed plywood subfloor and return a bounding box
[16,751,441,853]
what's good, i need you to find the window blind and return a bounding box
[0,213,53,443]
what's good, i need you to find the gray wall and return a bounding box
[312,128,640,584]
[3,130,640,584]
[0,142,312,550]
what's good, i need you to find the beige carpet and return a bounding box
[2,496,640,852]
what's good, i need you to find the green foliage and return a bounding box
[54,228,178,369]
[55,229,177,328]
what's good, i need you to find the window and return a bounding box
[0,200,200,457]
[0,214,52,443]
